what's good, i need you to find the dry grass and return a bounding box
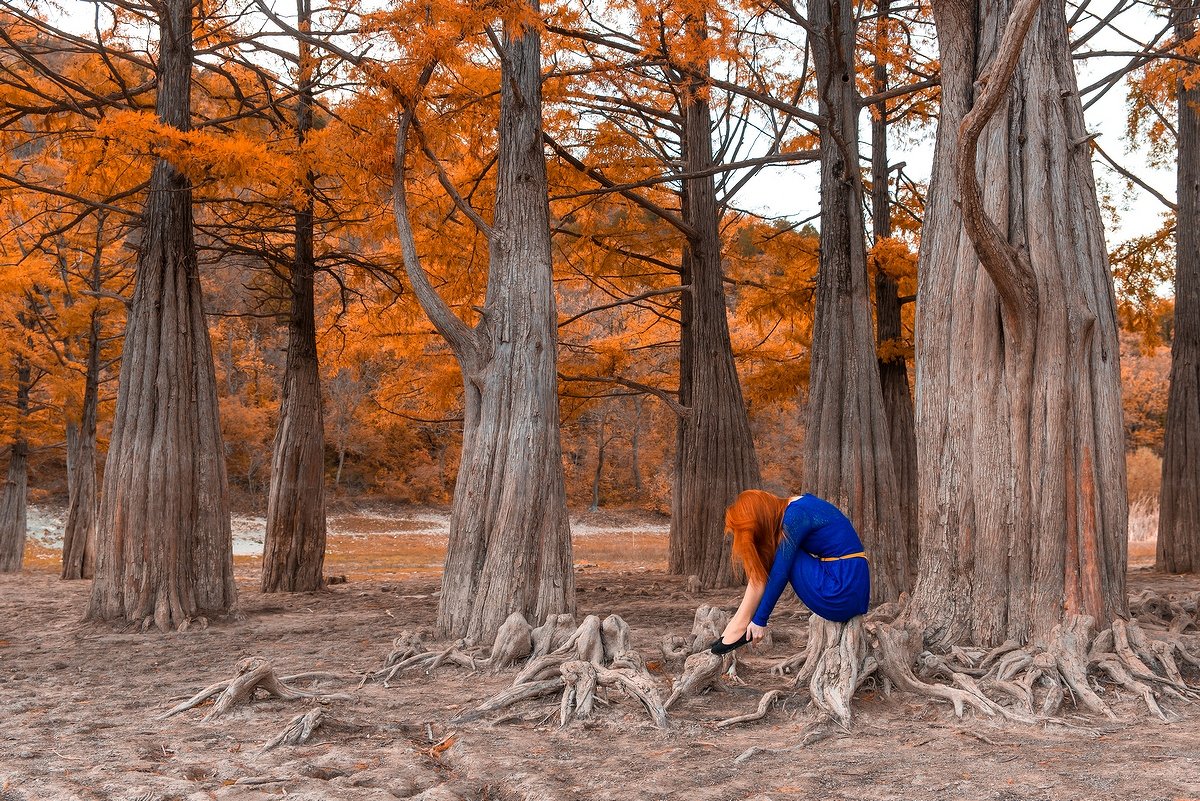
[1128,496,1159,543]
[1127,496,1159,567]
[1126,446,1162,504]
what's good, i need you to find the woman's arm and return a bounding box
[721,580,766,643]
[750,527,800,627]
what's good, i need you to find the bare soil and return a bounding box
[2,544,1198,801]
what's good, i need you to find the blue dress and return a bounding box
[751,494,870,625]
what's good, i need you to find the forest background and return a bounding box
[0,0,1181,534]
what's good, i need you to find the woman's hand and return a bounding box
[747,622,767,644]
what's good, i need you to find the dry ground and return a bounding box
[2,533,1199,801]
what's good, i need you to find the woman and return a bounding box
[713,489,870,652]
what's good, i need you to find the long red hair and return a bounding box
[725,490,789,584]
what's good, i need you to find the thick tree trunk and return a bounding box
[805,0,909,603]
[912,0,1127,647]
[1157,0,1200,573]
[669,39,762,588]
[262,0,326,593]
[61,314,100,580]
[86,0,236,629]
[427,2,575,641]
[0,355,30,574]
[870,0,919,567]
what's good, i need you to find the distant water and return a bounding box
[25,505,667,558]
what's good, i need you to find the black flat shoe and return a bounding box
[709,633,750,655]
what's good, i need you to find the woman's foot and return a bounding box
[710,632,750,654]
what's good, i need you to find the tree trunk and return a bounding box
[630,395,643,493]
[395,1,574,641]
[805,0,910,603]
[86,0,236,629]
[590,416,605,513]
[870,0,919,568]
[262,0,327,593]
[61,310,100,580]
[1157,0,1200,573]
[669,28,762,588]
[912,0,1127,647]
[0,355,30,574]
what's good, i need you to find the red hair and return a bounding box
[725,490,789,584]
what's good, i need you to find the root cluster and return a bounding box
[454,612,668,729]
[367,630,480,685]
[764,594,1200,728]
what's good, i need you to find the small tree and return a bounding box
[262,0,327,593]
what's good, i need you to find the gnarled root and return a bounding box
[451,678,565,725]
[260,708,324,752]
[807,617,868,727]
[487,612,533,671]
[513,614,633,686]
[462,646,668,729]
[662,605,753,707]
[872,619,1003,721]
[531,613,577,657]
[665,649,731,709]
[771,601,1198,725]
[1129,589,1200,634]
[660,634,692,665]
[717,689,782,729]
[559,655,669,729]
[372,638,479,685]
[160,658,346,722]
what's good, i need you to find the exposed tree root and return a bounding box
[559,656,669,729]
[513,614,629,685]
[260,708,324,752]
[159,658,347,721]
[666,650,731,709]
[488,612,533,671]
[766,605,1199,727]
[454,613,669,728]
[663,606,746,709]
[531,613,578,657]
[716,689,782,728]
[368,631,480,686]
[452,678,565,725]
[1129,589,1200,634]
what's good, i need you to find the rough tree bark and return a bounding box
[669,16,762,588]
[1157,0,1200,573]
[393,2,574,641]
[870,0,919,566]
[262,0,326,593]
[804,0,910,602]
[0,354,30,574]
[86,0,237,629]
[912,0,1127,646]
[61,306,100,580]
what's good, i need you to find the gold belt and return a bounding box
[818,551,867,562]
